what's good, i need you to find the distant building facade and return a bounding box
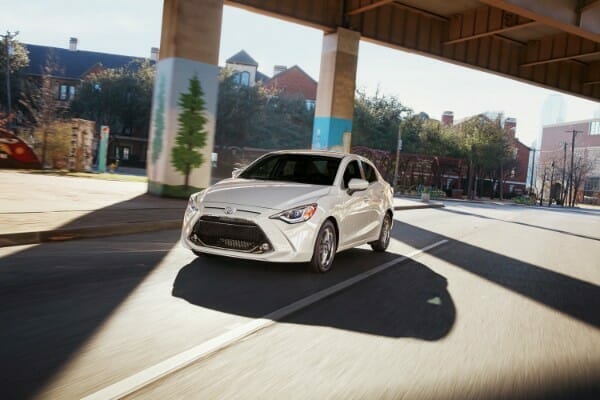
[23,38,157,167]
[539,119,600,203]
[224,50,317,110]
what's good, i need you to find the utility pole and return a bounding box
[392,127,402,192]
[548,161,555,207]
[539,167,547,206]
[566,129,581,207]
[560,141,567,206]
[1,30,18,127]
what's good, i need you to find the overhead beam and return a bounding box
[579,0,600,13]
[521,50,600,67]
[522,33,600,68]
[390,1,448,21]
[445,20,538,45]
[479,0,600,43]
[346,0,393,16]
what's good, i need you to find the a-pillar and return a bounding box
[147,0,223,196]
[312,28,360,152]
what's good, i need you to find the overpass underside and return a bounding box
[228,0,600,101]
[146,0,599,196]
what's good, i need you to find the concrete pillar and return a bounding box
[312,28,360,152]
[147,0,223,196]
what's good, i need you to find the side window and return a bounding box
[343,160,362,189]
[361,162,378,183]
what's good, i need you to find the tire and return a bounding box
[309,220,337,273]
[371,213,392,252]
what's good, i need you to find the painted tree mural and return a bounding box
[151,74,165,179]
[171,75,207,188]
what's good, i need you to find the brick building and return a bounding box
[263,65,317,110]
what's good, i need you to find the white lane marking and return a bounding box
[82,239,449,400]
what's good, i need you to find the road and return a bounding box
[1,203,599,399]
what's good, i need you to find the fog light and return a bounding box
[261,243,271,252]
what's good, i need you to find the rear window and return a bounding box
[240,154,341,185]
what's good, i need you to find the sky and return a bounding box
[2,0,599,147]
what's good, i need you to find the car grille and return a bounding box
[190,216,272,253]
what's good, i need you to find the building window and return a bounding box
[240,71,250,86]
[305,100,315,111]
[584,177,599,196]
[233,71,250,86]
[122,147,130,160]
[590,120,600,135]
[59,85,68,100]
[59,84,76,101]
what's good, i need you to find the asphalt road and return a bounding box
[0,203,599,399]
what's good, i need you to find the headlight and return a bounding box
[185,193,200,219]
[187,196,199,212]
[270,203,318,224]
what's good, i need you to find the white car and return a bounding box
[181,150,394,273]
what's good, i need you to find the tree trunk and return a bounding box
[467,158,474,200]
[499,164,504,200]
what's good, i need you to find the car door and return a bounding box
[359,160,386,241]
[337,159,372,247]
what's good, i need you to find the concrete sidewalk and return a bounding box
[0,171,442,247]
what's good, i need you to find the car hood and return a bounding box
[201,179,332,210]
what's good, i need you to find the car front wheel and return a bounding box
[371,213,392,252]
[309,220,337,273]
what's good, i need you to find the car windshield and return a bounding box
[239,154,341,186]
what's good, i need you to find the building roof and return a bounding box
[23,44,147,80]
[255,70,270,83]
[225,50,258,67]
[263,65,317,101]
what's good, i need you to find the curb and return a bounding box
[0,205,442,248]
[0,220,182,248]
[394,203,444,211]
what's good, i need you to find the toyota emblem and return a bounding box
[224,207,235,215]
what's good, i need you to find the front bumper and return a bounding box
[180,201,321,263]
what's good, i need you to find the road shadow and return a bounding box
[390,219,600,328]
[172,248,455,341]
[440,207,600,242]
[0,196,181,400]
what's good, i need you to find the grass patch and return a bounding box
[148,181,203,198]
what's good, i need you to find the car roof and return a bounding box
[268,149,348,159]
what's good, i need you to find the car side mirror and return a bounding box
[232,168,242,178]
[347,178,368,195]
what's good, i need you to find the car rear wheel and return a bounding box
[371,213,392,252]
[309,220,337,273]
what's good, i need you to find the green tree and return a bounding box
[352,89,410,151]
[250,92,313,149]
[456,114,507,198]
[171,75,208,188]
[0,38,30,115]
[215,70,261,147]
[215,69,313,150]
[70,60,154,136]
